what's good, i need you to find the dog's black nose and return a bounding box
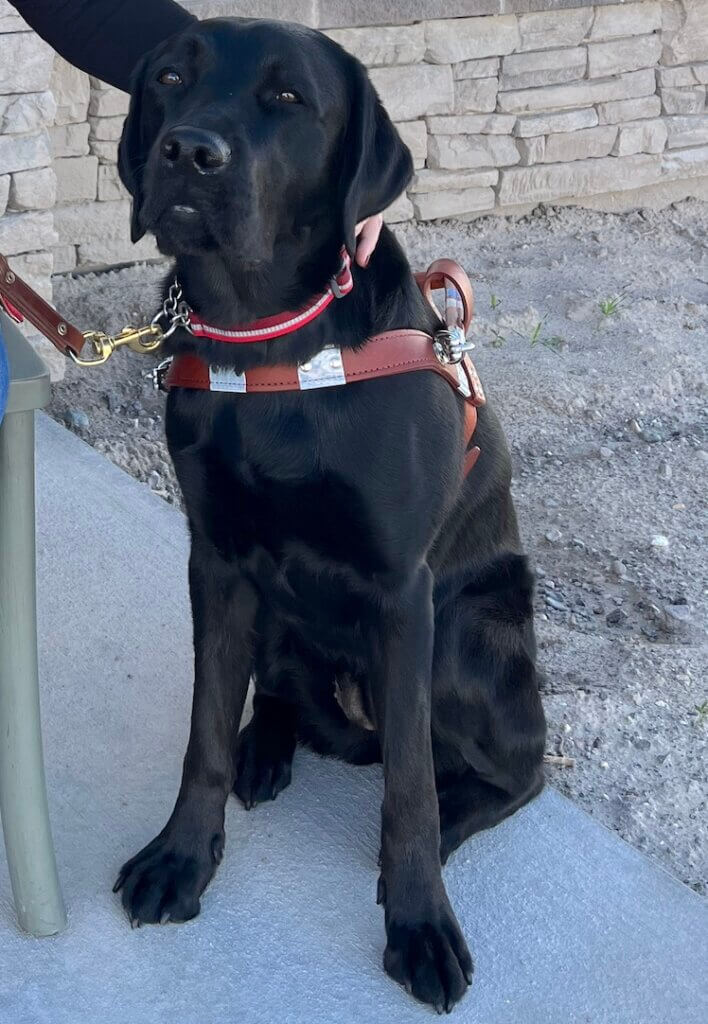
[160,126,231,173]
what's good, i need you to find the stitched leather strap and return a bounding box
[416,258,475,334]
[0,253,86,356]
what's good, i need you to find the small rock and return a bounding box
[599,446,613,460]
[639,428,668,444]
[628,419,642,435]
[651,534,670,550]
[544,527,562,544]
[545,595,567,612]
[658,460,672,481]
[611,559,627,577]
[65,407,89,430]
[148,470,162,490]
[606,608,628,626]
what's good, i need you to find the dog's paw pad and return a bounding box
[384,913,473,1012]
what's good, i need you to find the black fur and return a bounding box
[113,18,546,1012]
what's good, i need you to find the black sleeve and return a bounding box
[10,0,196,92]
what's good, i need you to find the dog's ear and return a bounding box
[338,58,413,256]
[118,55,153,243]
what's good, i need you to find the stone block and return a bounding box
[425,15,518,63]
[0,0,25,31]
[89,115,126,142]
[499,68,656,114]
[612,119,668,155]
[0,33,54,93]
[8,251,53,297]
[590,1,662,39]
[182,0,317,25]
[0,174,8,215]
[428,133,519,170]
[662,143,708,178]
[77,234,160,267]
[664,114,708,147]
[500,47,586,91]
[411,187,495,220]
[588,34,662,79]
[52,244,78,273]
[54,156,99,203]
[395,121,427,167]
[497,152,661,205]
[0,210,56,255]
[656,66,697,87]
[427,113,515,135]
[543,125,618,163]
[0,91,56,134]
[9,166,56,210]
[88,87,130,118]
[517,8,593,52]
[51,55,90,125]
[49,122,91,158]
[409,167,498,192]
[514,107,598,137]
[453,57,499,81]
[517,136,545,164]
[89,139,119,163]
[369,64,453,121]
[383,193,414,223]
[693,63,708,84]
[662,0,708,66]
[97,163,129,201]
[596,95,662,123]
[454,77,498,113]
[325,24,424,65]
[0,130,51,175]
[661,86,706,114]
[54,199,131,245]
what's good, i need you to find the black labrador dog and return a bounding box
[114,17,546,1012]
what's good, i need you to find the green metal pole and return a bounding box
[0,407,66,936]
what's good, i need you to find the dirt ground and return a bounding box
[49,202,707,894]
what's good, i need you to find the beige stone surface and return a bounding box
[54,199,131,245]
[497,152,662,205]
[325,24,424,66]
[0,130,51,175]
[0,173,8,215]
[88,87,130,118]
[499,68,656,114]
[52,244,78,273]
[0,209,56,255]
[662,0,708,66]
[424,15,518,64]
[382,193,414,223]
[51,56,90,125]
[693,62,708,84]
[395,121,427,167]
[428,132,519,170]
[54,155,99,203]
[9,166,56,210]
[590,1,662,40]
[596,94,662,123]
[661,142,708,178]
[660,85,706,114]
[513,107,598,137]
[77,234,160,266]
[427,113,515,135]
[517,136,545,164]
[588,33,662,78]
[89,116,126,142]
[454,77,498,113]
[89,139,119,163]
[656,66,698,87]
[369,64,453,121]
[49,122,90,158]
[0,33,54,93]
[664,114,708,147]
[543,125,618,163]
[409,167,498,192]
[612,118,668,156]
[453,57,499,81]
[500,47,586,91]
[517,8,593,52]
[411,186,495,220]
[0,91,56,134]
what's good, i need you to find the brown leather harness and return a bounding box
[0,252,485,476]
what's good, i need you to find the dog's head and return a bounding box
[118,18,412,265]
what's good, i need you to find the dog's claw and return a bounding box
[376,876,386,905]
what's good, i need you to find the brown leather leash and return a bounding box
[0,250,485,475]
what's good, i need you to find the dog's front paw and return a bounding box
[233,717,294,810]
[384,902,473,1013]
[113,829,224,926]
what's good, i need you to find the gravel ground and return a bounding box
[49,202,707,894]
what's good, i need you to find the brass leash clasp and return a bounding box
[68,323,165,367]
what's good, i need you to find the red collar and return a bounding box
[185,249,353,344]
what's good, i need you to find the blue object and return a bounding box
[0,320,9,425]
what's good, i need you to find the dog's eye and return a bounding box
[276,90,300,104]
[158,69,182,86]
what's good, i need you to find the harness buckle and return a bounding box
[433,325,474,365]
[145,357,173,392]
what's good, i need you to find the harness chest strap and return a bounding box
[165,330,484,477]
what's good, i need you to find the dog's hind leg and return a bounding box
[233,693,297,809]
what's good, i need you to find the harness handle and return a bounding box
[415,259,475,335]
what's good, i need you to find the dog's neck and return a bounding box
[165,227,438,373]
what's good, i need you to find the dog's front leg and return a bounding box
[374,565,473,1012]
[114,539,258,925]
